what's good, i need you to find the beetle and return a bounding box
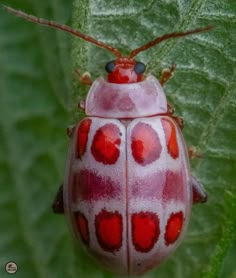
[4,5,212,275]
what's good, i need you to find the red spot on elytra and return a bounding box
[132,211,160,252]
[165,211,184,245]
[95,209,122,252]
[75,212,89,245]
[76,119,92,158]
[161,118,179,159]
[131,122,162,166]
[91,124,121,164]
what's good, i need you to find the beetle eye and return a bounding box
[134,62,146,74]
[105,60,115,73]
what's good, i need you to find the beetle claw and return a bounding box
[191,176,208,204]
[160,64,177,86]
[75,69,93,85]
[52,184,64,214]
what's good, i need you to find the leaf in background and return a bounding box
[0,0,235,278]
[0,1,74,278]
[202,191,236,278]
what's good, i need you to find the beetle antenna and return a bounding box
[3,5,122,58]
[128,26,213,58]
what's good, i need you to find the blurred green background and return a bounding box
[0,0,236,277]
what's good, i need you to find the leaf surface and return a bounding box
[0,0,235,277]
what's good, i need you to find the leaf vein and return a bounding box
[195,68,236,164]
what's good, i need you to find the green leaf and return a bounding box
[0,1,73,278]
[202,192,236,278]
[0,1,235,278]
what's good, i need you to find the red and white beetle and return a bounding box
[5,5,212,275]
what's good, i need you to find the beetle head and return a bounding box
[105,58,145,83]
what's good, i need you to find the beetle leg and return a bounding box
[191,175,208,204]
[75,69,93,85]
[167,103,184,130]
[67,125,76,138]
[170,115,184,130]
[160,63,176,86]
[167,102,175,115]
[78,100,85,111]
[188,147,203,159]
[52,184,64,214]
